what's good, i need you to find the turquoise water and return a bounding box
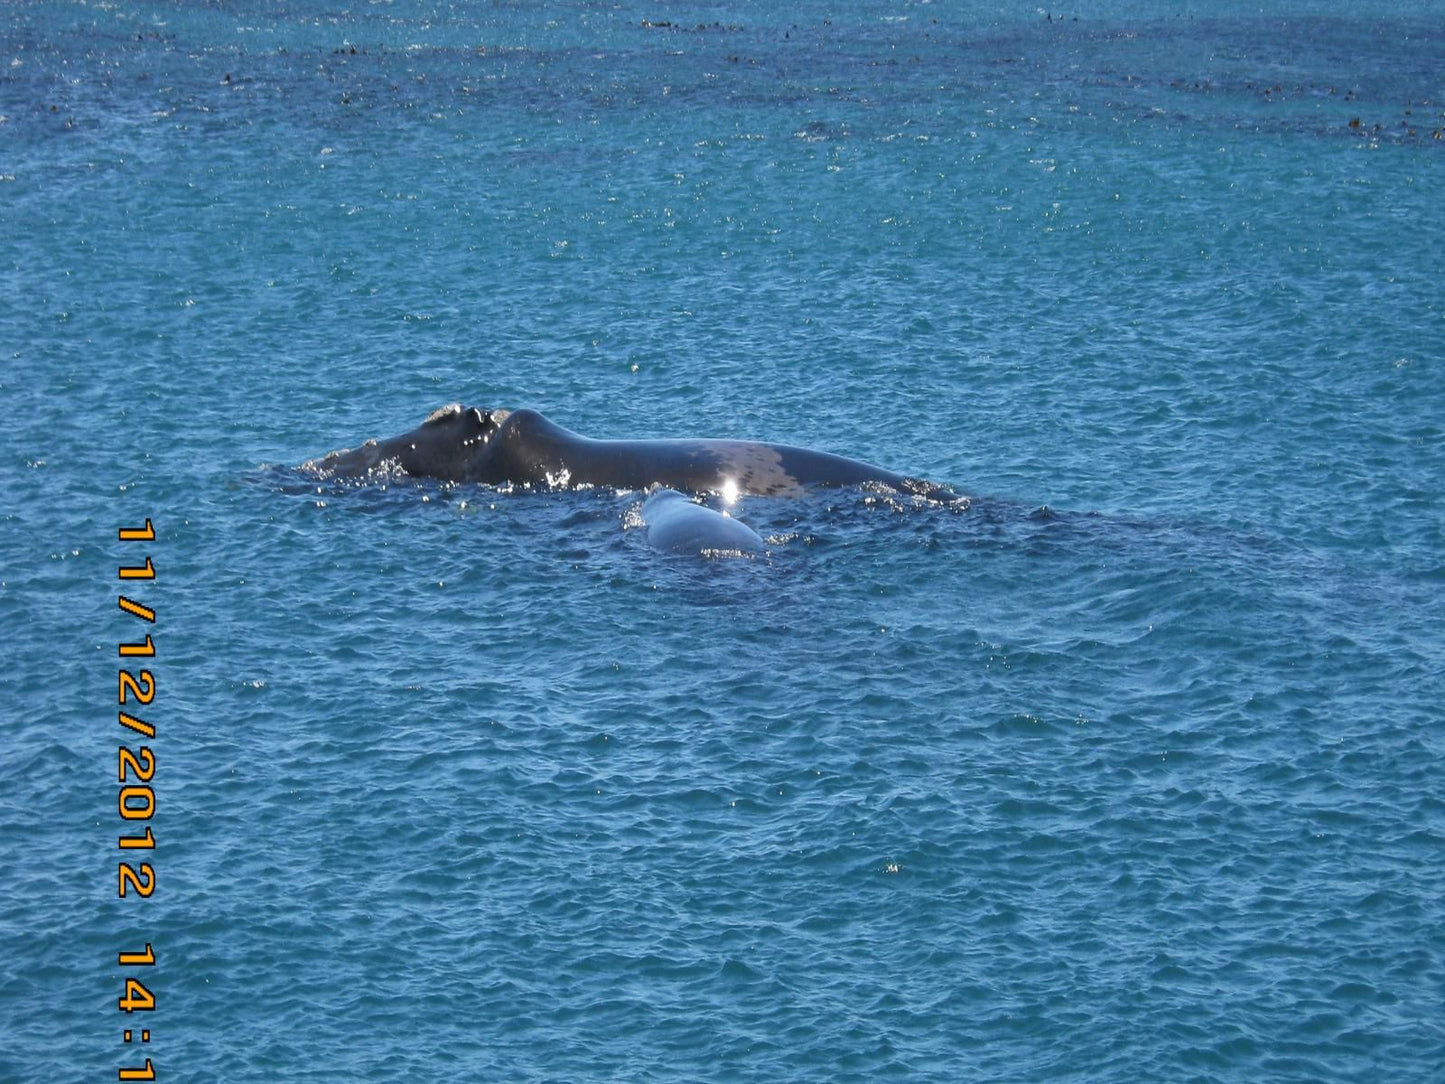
[4,1,1444,1079]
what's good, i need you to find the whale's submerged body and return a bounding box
[640,489,767,556]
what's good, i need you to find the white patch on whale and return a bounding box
[714,443,807,497]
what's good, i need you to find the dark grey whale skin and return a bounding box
[303,405,956,500]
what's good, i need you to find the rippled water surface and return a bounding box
[3,1,1443,1080]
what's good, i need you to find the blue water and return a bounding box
[4,1,1444,1079]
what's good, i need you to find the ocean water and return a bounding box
[3,1,1444,1080]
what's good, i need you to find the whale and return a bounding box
[302,405,956,500]
[641,488,766,555]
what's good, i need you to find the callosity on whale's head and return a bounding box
[302,404,511,481]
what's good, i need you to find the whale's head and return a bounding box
[302,404,512,482]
